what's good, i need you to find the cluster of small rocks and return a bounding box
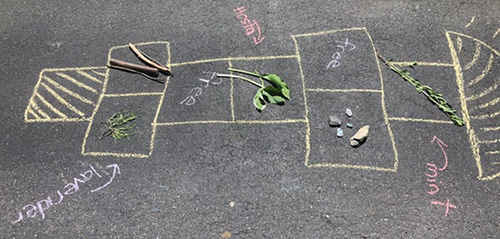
[328,108,369,147]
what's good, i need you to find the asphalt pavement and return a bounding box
[1,1,499,238]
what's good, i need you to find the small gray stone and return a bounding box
[329,115,342,127]
[346,108,353,117]
[346,123,353,128]
[337,128,344,137]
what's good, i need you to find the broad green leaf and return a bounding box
[262,74,284,88]
[262,87,285,104]
[263,86,287,103]
[262,73,290,99]
[281,87,290,100]
[253,89,266,111]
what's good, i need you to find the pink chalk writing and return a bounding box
[233,6,266,45]
[425,136,457,217]
[10,164,120,224]
[180,71,222,106]
[326,38,356,69]
[431,136,449,171]
[431,198,457,217]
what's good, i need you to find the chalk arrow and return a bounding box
[91,164,120,193]
[431,136,449,171]
[253,35,266,45]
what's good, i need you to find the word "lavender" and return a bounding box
[11,164,120,224]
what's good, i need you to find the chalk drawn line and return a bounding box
[80,41,171,158]
[293,27,399,172]
[447,30,500,181]
[25,67,106,122]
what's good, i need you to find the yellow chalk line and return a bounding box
[82,152,149,158]
[26,106,41,120]
[493,28,500,38]
[24,68,105,121]
[463,42,482,71]
[466,81,498,101]
[486,151,500,155]
[448,31,500,56]
[480,126,500,132]
[446,31,483,180]
[390,61,454,67]
[366,27,400,172]
[40,82,85,117]
[478,97,500,109]
[292,35,312,167]
[468,54,494,86]
[306,88,382,93]
[76,70,103,84]
[26,118,90,123]
[480,173,500,181]
[56,72,98,94]
[81,41,170,158]
[104,92,164,97]
[43,76,95,105]
[456,37,463,53]
[148,42,171,157]
[91,69,107,77]
[170,55,297,67]
[291,27,399,171]
[29,99,50,119]
[306,163,397,172]
[471,110,500,120]
[154,119,307,126]
[291,27,367,38]
[81,67,111,155]
[41,66,107,72]
[479,139,500,144]
[228,58,236,122]
[34,92,68,119]
[388,117,455,124]
[25,70,49,122]
[465,16,475,29]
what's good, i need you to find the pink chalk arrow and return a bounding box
[431,136,449,171]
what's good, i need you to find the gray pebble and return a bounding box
[329,115,342,127]
[346,108,353,117]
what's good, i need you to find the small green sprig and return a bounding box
[217,68,290,111]
[377,53,464,126]
[100,111,139,141]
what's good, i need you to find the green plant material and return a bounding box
[377,53,464,126]
[394,61,417,68]
[100,111,140,141]
[217,68,290,111]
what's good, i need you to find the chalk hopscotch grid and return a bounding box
[24,29,498,181]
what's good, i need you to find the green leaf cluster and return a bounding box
[101,111,139,141]
[217,68,290,111]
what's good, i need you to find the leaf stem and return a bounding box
[216,73,263,88]
[227,68,261,78]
